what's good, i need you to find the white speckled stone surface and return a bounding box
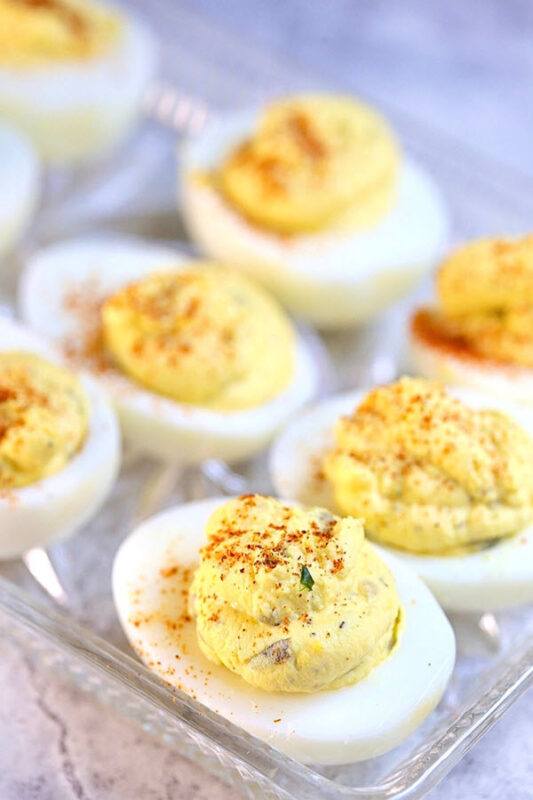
[2,1,533,798]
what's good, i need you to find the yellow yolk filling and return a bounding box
[189,495,401,693]
[102,266,296,411]
[216,94,399,235]
[0,352,89,489]
[0,0,121,67]
[434,237,533,368]
[324,377,533,555]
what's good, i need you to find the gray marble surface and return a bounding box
[0,632,531,800]
[2,2,533,799]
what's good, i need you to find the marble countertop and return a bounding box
[2,1,533,798]
[1,633,531,800]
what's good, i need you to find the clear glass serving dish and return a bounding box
[1,5,533,799]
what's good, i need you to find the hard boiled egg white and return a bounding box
[112,496,455,765]
[19,235,318,464]
[410,316,533,410]
[0,122,40,260]
[180,110,449,329]
[0,316,119,559]
[0,10,155,164]
[270,387,533,612]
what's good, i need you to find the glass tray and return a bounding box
[1,5,533,799]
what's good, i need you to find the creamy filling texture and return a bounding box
[427,237,533,368]
[189,495,401,693]
[102,266,296,411]
[0,351,88,488]
[0,0,121,67]
[215,95,399,235]
[324,377,533,555]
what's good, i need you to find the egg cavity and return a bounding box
[113,495,455,765]
[270,385,533,611]
[19,235,318,463]
[0,316,120,558]
[181,105,449,328]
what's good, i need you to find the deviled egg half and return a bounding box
[113,494,455,765]
[0,121,40,260]
[19,235,318,463]
[0,316,119,559]
[410,236,533,408]
[271,377,533,612]
[181,94,449,328]
[0,0,155,164]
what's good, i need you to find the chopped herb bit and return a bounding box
[300,565,314,591]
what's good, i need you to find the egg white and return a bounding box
[180,109,449,329]
[0,316,120,559]
[0,122,40,261]
[410,324,533,410]
[270,387,533,612]
[112,495,455,765]
[0,9,155,164]
[19,235,319,464]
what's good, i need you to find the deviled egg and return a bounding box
[410,236,533,407]
[0,121,40,260]
[113,494,455,765]
[271,377,533,612]
[181,94,449,328]
[19,235,318,463]
[0,316,119,559]
[0,0,155,164]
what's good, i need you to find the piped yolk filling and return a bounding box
[416,237,533,369]
[0,0,121,67]
[211,94,399,236]
[0,351,88,489]
[102,266,296,411]
[323,377,533,556]
[189,495,401,693]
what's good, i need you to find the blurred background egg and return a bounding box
[410,236,533,411]
[181,104,449,329]
[0,316,120,559]
[19,235,319,463]
[0,0,156,164]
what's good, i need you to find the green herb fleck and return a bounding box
[300,565,314,591]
